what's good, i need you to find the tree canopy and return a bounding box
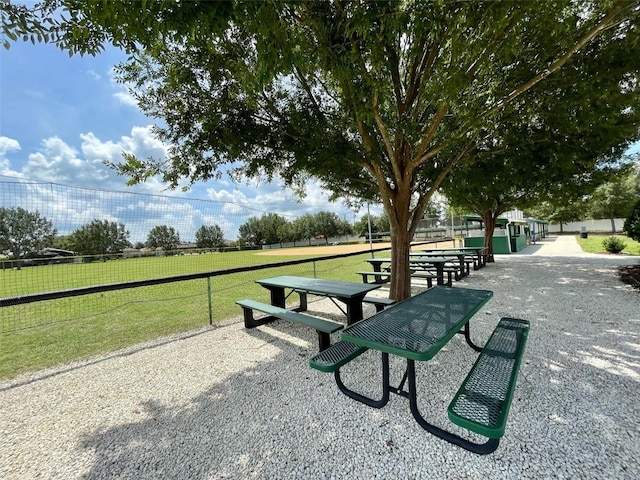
[589,168,640,233]
[624,199,640,241]
[0,207,57,267]
[195,224,225,249]
[146,225,180,251]
[70,219,131,256]
[4,0,639,298]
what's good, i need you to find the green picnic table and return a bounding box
[419,246,487,269]
[366,257,453,286]
[309,286,529,455]
[255,275,382,325]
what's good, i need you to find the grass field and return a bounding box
[0,246,386,380]
[575,233,640,255]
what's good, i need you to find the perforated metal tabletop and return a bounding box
[341,286,492,361]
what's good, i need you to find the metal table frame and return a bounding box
[255,275,381,325]
[335,286,498,454]
[365,257,451,285]
[419,246,487,269]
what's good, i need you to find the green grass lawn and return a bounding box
[575,234,640,255]
[0,249,378,380]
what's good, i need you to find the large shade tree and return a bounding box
[0,207,57,268]
[442,22,640,260]
[146,225,180,251]
[70,219,131,256]
[4,0,639,299]
[589,168,640,234]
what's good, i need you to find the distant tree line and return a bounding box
[0,207,364,262]
[237,211,353,247]
[0,208,228,262]
[526,166,640,234]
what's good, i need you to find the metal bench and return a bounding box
[357,271,392,284]
[448,317,529,450]
[359,270,437,288]
[409,272,436,287]
[411,267,453,286]
[362,295,396,312]
[309,340,385,406]
[236,299,343,351]
[309,341,369,372]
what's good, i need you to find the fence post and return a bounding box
[207,277,213,325]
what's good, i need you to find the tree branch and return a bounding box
[489,0,635,115]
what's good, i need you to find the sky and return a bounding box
[0,40,375,242]
[1,38,638,243]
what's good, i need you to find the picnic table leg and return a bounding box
[267,286,286,308]
[435,263,445,286]
[457,255,466,278]
[334,352,390,408]
[371,263,385,284]
[405,359,500,455]
[343,297,364,326]
[298,292,308,311]
[459,322,483,352]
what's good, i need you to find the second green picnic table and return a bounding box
[255,275,382,325]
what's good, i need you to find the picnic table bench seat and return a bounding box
[411,267,453,286]
[358,271,437,288]
[448,317,529,443]
[357,271,392,284]
[409,272,437,287]
[236,299,343,351]
[309,341,369,372]
[362,295,397,312]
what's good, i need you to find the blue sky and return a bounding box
[1,39,638,242]
[0,40,372,242]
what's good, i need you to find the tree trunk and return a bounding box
[610,216,616,235]
[389,227,412,301]
[482,212,497,263]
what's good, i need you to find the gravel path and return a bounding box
[1,236,639,479]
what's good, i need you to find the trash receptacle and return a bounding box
[580,227,588,239]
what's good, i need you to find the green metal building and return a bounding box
[462,215,530,254]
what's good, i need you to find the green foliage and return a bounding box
[313,211,345,244]
[355,213,389,236]
[624,200,640,241]
[70,219,131,255]
[602,236,627,254]
[146,225,180,251]
[0,207,57,261]
[4,0,638,299]
[589,169,639,228]
[526,201,585,226]
[195,224,225,249]
[237,211,352,246]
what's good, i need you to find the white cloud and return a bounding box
[2,127,372,242]
[86,69,102,81]
[109,66,139,108]
[113,91,139,108]
[0,136,21,174]
[0,136,21,156]
[22,137,90,183]
[3,126,176,196]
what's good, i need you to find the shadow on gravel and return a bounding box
[74,259,639,478]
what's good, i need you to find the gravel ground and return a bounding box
[1,236,639,479]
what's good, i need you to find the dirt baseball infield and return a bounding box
[256,240,455,256]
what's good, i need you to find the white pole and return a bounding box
[451,210,455,247]
[367,203,374,256]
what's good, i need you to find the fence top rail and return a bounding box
[0,240,443,308]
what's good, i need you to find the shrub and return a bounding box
[623,200,640,242]
[602,236,627,254]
